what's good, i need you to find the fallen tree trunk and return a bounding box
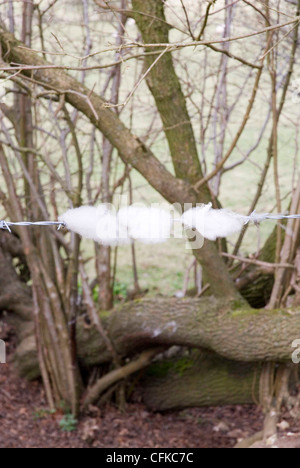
[142,350,261,411]
[13,297,300,379]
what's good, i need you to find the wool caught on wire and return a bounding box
[98,211,131,247]
[58,205,129,246]
[58,206,106,241]
[181,203,248,241]
[117,206,172,244]
[3,203,300,245]
[58,205,172,246]
[181,203,300,240]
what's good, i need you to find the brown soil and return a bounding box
[0,329,299,448]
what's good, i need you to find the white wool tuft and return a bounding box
[60,203,250,245]
[59,206,101,240]
[58,205,129,245]
[118,207,172,244]
[96,210,131,246]
[181,203,247,241]
[59,205,172,246]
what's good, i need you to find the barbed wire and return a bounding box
[1,212,300,236]
[265,214,300,220]
[247,212,300,224]
[0,220,65,233]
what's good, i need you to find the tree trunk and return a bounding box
[0,142,81,415]
[12,297,300,379]
[131,0,203,185]
[142,351,261,411]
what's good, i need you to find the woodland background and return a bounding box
[0,0,300,448]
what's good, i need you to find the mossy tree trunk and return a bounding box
[12,297,300,372]
[142,351,261,411]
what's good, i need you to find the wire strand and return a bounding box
[2,212,300,235]
[0,220,65,233]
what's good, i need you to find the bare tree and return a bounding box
[0,0,300,443]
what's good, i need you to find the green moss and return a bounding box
[147,357,194,378]
[147,361,174,378]
[173,357,194,376]
[230,298,249,311]
[230,306,294,319]
[230,307,261,318]
[99,309,111,320]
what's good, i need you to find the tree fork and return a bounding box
[0,23,238,301]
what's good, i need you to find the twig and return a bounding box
[83,347,162,408]
[2,16,299,59]
[79,262,121,367]
[231,4,299,259]
[268,177,300,309]
[206,44,262,69]
[194,66,263,191]
[197,0,214,40]
[103,47,171,109]
[259,21,300,60]
[180,0,195,40]
[221,253,295,270]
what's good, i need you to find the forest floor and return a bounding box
[1,329,300,448]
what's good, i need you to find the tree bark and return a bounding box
[13,297,300,379]
[131,0,203,185]
[142,351,261,411]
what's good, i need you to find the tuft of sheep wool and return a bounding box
[118,207,172,244]
[54,204,300,245]
[96,210,131,246]
[59,206,102,241]
[59,205,172,245]
[58,205,126,245]
[181,203,247,241]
